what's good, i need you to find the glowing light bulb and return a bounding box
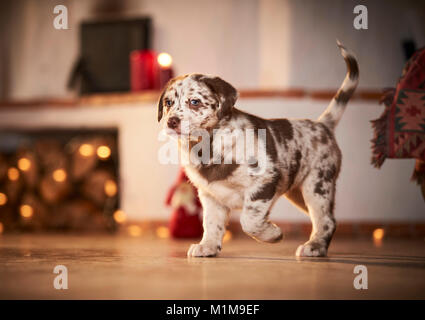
[52,169,67,182]
[104,180,117,197]
[0,193,7,206]
[156,226,169,239]
[223,230,233,243]
[8,168,19,181]
[20,205,33,218]
[157,52,173,68]
[18,158,31,171]
[97,145,111,159]
[128,225,142,237]
[373,228,385,241]
[113,210,127,223]
[79,144,94,157]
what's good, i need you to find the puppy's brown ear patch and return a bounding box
[201,76,238,119]
[158,78,178,122]
[157,90,165,122]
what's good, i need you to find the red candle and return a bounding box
[130,50,158,91]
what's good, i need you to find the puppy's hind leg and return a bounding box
[296,169,337,257]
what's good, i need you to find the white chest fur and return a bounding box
[184,165,245,210]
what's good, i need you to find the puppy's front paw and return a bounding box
[296,241,327,257]
[187,243,220,257]
[257,223,283,243]
[246,223,283,243]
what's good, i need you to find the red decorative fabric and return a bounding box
[371,48,425,169]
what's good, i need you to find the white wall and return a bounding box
[0,0,260,99]
[278,0,425,89]
[0,98,423,222]
[1,0,425,99]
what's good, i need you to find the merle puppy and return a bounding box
[157,42,359,257]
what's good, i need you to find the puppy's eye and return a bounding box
[165,100,173,107]
[190,99,200,106]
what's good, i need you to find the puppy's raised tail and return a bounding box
[318,40,359,130]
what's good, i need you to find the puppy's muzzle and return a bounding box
[167,117,180,130]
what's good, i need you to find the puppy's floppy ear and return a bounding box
[158,78,177,122]
[201,76,238,119]
[157,89,166,122]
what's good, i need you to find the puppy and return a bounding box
[157,42,358,257]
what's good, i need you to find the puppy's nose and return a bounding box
[167,117,180,129]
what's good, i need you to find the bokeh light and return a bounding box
[79,144,94,157]
[156,226,169,239]
[128,225,142,237]
[0,193,7,206]
[104,180,117,197]
[223,230,233,243]
[8,167,20,181]
[373,228,385,247]
[52,169,67,182]
[113,210,127,224]
[157,52,172,68]
[18,158,31,171]
[97,145,111,160]
[20,204,33,218]
[373,228,385,241]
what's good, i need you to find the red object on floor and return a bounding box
[130,50,158,91]
[165,168,203,238]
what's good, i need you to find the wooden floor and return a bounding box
[0,234,424,299]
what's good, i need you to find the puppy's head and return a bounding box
[157,74,238,136]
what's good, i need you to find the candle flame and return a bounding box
[158,52,173,68]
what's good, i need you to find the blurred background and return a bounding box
[0,0,424,239]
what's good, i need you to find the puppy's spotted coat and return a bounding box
[158,42,359,257]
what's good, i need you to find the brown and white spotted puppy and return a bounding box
[157,42,359,257]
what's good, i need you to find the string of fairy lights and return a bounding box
[0,137,180,239]
[0,139,127,233]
